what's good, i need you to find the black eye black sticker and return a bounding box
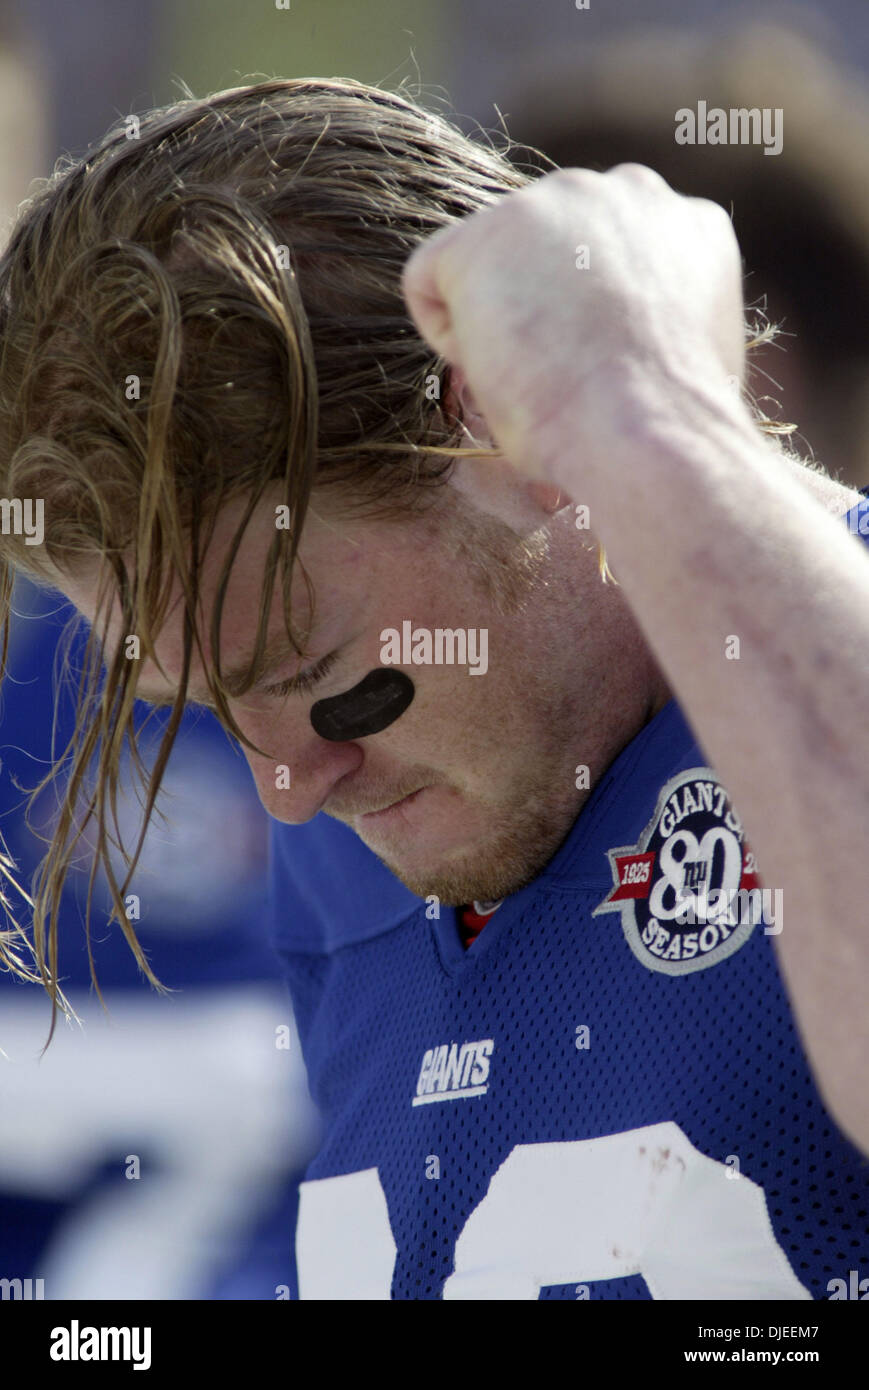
[310,668,414,742]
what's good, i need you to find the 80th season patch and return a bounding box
[593,767,766,976]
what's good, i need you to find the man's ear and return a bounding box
[441,366,490,443]
[525,480,570,514]
[444,368,569,517]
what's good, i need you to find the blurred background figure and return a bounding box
[444,3,869,489]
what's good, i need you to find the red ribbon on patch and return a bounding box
[604,840,761,905]
[607,851,656,901]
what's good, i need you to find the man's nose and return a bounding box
[233,707,363,823]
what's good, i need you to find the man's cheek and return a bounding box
[310,669,415,741]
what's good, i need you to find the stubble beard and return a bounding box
[367,773,584,907]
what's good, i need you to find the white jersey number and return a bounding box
[297,1121,810,1300]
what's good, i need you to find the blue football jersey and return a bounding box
[267,493,869,1300]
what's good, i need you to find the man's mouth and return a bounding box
[358,787,426,824]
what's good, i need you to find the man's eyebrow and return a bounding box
[134,632,315,708]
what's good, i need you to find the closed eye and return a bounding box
[262,649,341,699]
[139,648,344,712]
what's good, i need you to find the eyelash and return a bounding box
[266,649,340,698]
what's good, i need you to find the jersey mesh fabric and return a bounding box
[280,846,868,1298]
[268,494,869,1299]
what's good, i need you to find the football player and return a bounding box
[0,78,867,1299]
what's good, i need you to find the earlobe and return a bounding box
[442,366,489,442]
[525,479,568,515]
[441,365,465,426]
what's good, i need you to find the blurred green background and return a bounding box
[160,0,446,106]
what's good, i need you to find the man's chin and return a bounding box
[340,784,489,879]
[364,822,560,908]
[332,782,579,908]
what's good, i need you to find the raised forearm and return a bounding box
[552,380,869,1150]
[403,162,869,1149]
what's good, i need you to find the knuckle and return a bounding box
[607,162,667,190]
[692,196,738,244]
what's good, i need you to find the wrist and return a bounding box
[537,354,759,498]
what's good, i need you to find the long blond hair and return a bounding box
[0,76,790,1043]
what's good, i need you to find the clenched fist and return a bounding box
[402,164,748,488]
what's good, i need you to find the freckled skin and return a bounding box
[54,473,671,907]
